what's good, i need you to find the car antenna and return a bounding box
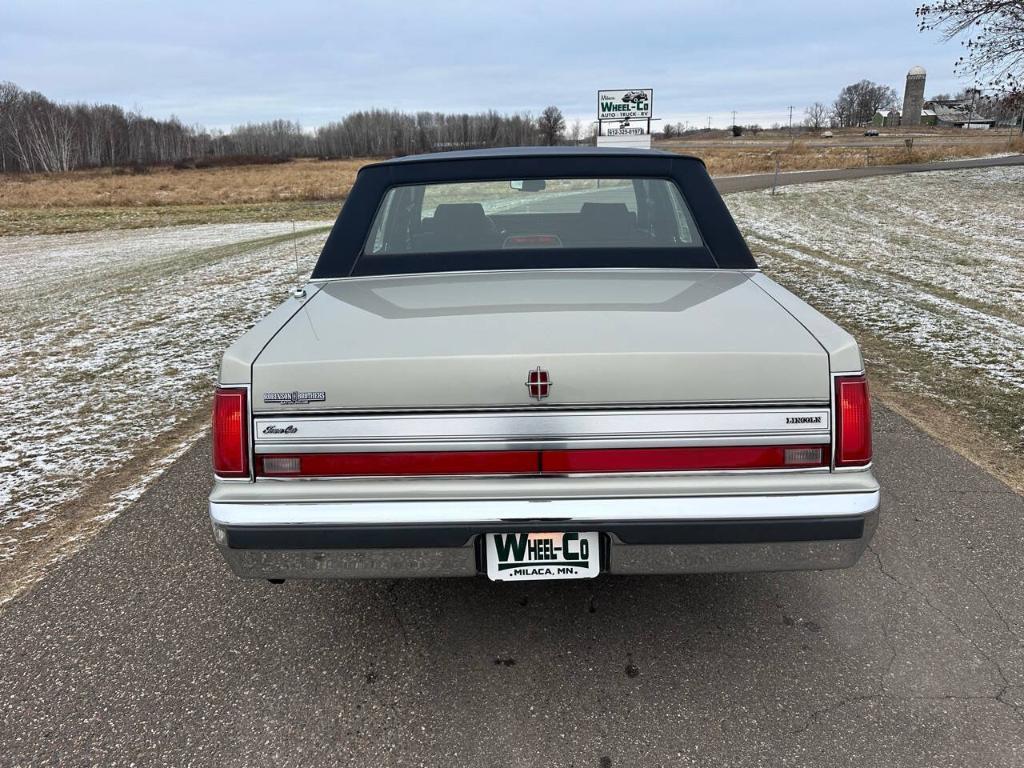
[291,222,306,298]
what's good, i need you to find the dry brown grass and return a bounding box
[683,138,1024,176]
[0,136,1020,217]
[0,157,369,209]
[0,200,341,236]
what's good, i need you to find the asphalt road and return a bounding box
[713,153,1024,193]
[2,404,1023,767]
[3,155,1024,766]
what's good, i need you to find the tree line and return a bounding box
[802,78,1021,130]
[0,81,569,173]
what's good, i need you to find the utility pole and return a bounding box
[732,110,736,130]
[788,105,794,139]
[707,116,712,131]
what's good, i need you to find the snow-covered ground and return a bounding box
[726,166,1024,439]
[0,222,331,570]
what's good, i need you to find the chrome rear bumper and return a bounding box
[210,491,879,579]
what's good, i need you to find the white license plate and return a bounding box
[485,532,600,581]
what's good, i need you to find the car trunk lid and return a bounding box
[251,269,829,412]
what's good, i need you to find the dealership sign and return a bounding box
[603,123,649,137]
[596,88,653,147]
[597,89,653,122]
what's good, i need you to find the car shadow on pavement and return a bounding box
[255,567,895,762]
[298,569,857,681]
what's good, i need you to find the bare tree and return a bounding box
[917,1,1024,96]
[569,119,582,145]
[537,106,565,146]
[0,80,558,173]
[832,80,899,127]
[315,108,541,157]
[804,102,829,130]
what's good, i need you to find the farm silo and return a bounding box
[902,66,926,126]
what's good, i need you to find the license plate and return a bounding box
[485,532,600,581]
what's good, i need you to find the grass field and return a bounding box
[671,135,1023,176]
[0,157,366,208]
[726,165,1024,485]
[0,199,341,237]
[1,133,1020,236]
[0,222,331,602]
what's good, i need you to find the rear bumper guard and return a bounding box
[210,491,879,578]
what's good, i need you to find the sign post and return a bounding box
[596,89,653,149]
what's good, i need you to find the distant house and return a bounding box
[872,109,901,127]
[922,100,996,129]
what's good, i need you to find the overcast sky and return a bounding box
[1,0,968,130]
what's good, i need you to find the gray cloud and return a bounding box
[0,0,962,129]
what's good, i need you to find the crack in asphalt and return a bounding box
[386,582,410,649]
[874,546,1015,697]
[869,544,1021,720]
[960,569,1023,646]
[790,692,1023,736]
[790,545,1024,735]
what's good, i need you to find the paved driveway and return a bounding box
[2,405,1022,767]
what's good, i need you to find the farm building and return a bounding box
[872,109,901,127]
[922,99,996,129]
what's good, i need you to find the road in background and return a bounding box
[663,128,1023,151]
[714,153,1024,193]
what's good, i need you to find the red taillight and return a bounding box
[257,450,539,477]
[213,387,249,478]
[542,445,826,473]
[835,375,872,467]
[256,444,827,477]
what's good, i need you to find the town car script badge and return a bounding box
[525,367,552,401]
[263,390,326,405]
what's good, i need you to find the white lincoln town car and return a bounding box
[209,147,878,583]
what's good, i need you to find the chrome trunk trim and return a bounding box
[253,407,830,453]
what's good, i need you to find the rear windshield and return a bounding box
[354,177,711,276]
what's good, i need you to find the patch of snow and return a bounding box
[726,166,1024,402]
[0,222,331,563]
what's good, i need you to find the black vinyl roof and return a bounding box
[366,146,703,167]
[312,147,755,277]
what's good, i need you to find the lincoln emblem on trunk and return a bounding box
[525,367,552,400]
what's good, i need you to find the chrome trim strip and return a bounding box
[253,408,831,449]
[210,490,879,527]
[253,398,829,416]
[254,434,830,454]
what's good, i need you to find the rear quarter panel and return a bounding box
[747,273,864,373]
[219,286,322,383]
